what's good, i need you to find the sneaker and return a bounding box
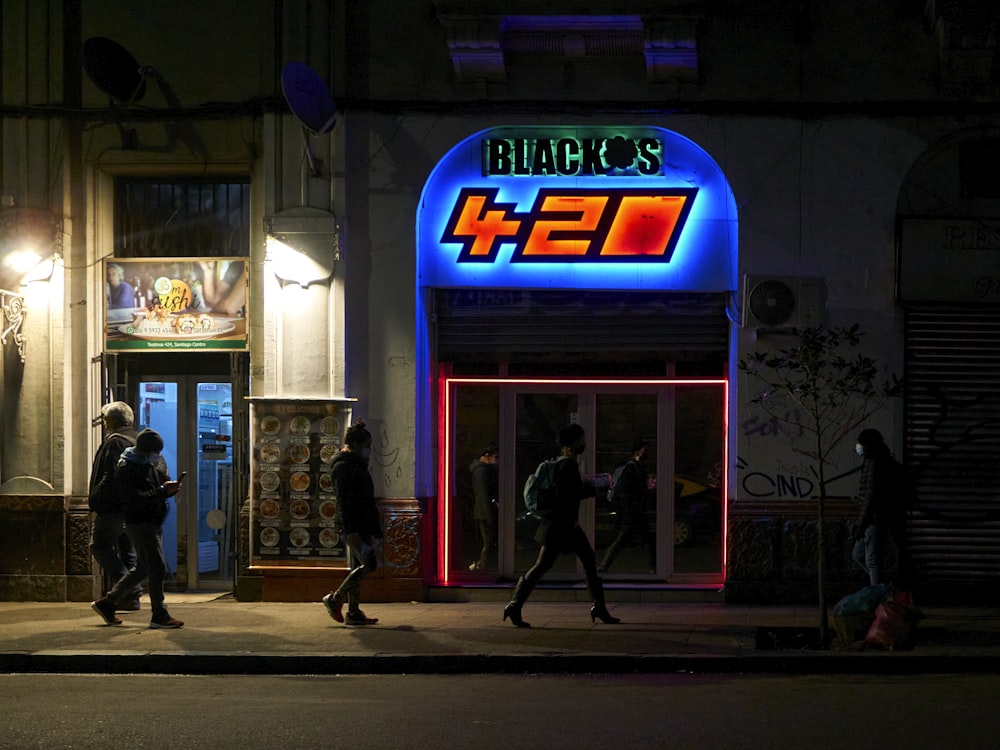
[117,599,141,612]
[91,599,122,626]
[322,593,344,623]
[149,613,184,629]
[468,562,482,571]
[344,610,378,626]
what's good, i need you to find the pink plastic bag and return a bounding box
[864,591,923,651]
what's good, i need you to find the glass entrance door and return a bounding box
[442,376,726,586]
[138,378,234,590]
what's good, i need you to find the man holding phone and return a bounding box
[91,428,185,629]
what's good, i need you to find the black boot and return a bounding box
[588,577,620,625]
[503,576,531,628]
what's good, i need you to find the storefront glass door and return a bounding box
[442,377,726,586]
[138,378,234,590]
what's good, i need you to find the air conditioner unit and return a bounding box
[740,275,826,329]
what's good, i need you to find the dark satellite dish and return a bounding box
[83,37,147,103]
[281,62,337,135]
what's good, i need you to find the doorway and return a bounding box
[441,376,727,586]
[138,378,235,591]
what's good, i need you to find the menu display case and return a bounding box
[249,398,354,568]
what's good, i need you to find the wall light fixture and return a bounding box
[264,207,339,288]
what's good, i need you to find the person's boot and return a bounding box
[502,576,531,628]
[322,592,344,623]
[588,577,620,624]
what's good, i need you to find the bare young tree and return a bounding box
[738,325,902,646]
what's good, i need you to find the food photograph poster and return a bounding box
[249,398,355,568]
[104,257,249,351]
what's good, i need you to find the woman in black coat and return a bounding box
[504,423,619,628]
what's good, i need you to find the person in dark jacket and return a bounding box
[91,429,184,628]
[852,428,905,586]
[504,423,620,628]
[468,444,499,571]
[322,420,383,626]
[88,401,143,611]
[598,439,654,573]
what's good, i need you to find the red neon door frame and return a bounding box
[436,372,729,585]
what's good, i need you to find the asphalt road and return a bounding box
[4,672,1000,749]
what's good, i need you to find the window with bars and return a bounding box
[114,179,251,258]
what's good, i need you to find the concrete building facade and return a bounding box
[1,1,998,605]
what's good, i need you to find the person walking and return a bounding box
[468,444,499,571]
[88,401,143,612]
[91,429,184,629]
[504,423,620,628]
[852,428,907,587]
[322,420,383,626]
[598,439,654,574]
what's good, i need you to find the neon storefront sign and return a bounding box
[417,126,737,291]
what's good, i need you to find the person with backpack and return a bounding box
[852,428,908,587]
[91,428,185,628]
[504,423,620,628]
[88,401,143,612]
[598,439,654,574]
[468,444,499,572]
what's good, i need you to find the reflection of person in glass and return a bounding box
[321,420,382,626]
[106,263,135,309]
[598,439,655,574]
[468,445,499,572]
[504,423,620,628]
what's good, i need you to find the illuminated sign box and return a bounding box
[104,257,248,351]
[418,126,737,292]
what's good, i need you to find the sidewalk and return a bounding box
[2,593,999,675]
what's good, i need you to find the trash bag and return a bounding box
[864,591,923,651]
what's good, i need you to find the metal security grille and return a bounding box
[114,179,251,258]
[434,289,730,363]
[904,306,1000,588]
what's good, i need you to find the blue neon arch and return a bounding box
[417,125,737,292]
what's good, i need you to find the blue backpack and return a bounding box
[523,456,570,517]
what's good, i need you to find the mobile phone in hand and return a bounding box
[177,471,188,484]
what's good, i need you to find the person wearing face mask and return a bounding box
[504,423,620,628]
[852,428,907,587]
[322,420,383,626]
[91,428,184,629]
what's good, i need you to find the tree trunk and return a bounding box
[817,493,829,648]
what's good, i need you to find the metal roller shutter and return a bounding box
[904,306,1000,592]
[434,289,730,361]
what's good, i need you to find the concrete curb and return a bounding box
[4,651,1000,676]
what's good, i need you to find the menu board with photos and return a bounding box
[248,398,355,568]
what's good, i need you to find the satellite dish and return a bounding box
[83,37,147,103]
[281,62,337,135]
[748,279,796,327]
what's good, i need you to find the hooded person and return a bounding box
[91,428,185,629]
[852,428,904,586]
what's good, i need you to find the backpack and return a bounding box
[88,432,136,513]
[523,456,570,518]
[607,463,628,505]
